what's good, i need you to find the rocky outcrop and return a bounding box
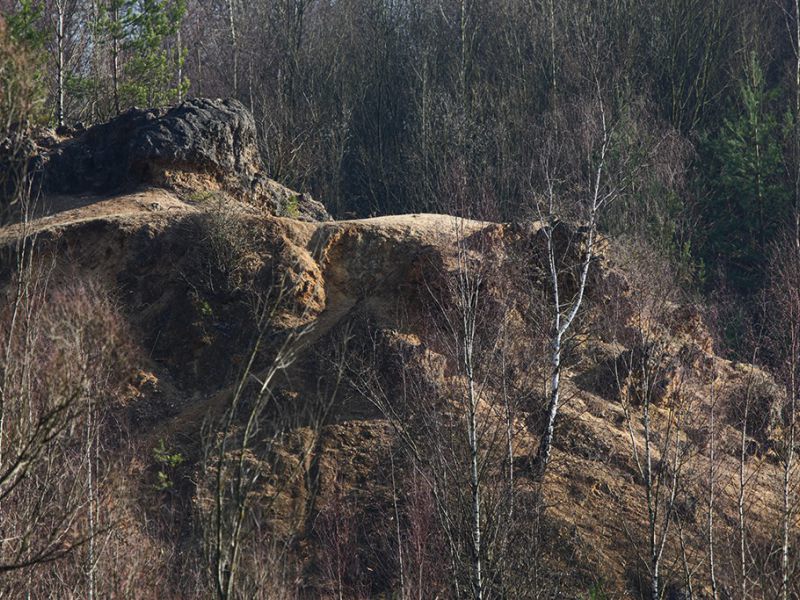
[127,98,261,184]
[25,98,329,220]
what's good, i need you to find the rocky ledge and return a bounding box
[14,98,330,221]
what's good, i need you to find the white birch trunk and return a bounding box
[739,399,749,600]
[56,2,65,127]
[708,390,719,600]
[227,0,239,96]
[534,97,610,475]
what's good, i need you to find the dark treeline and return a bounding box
[4,0,800,349]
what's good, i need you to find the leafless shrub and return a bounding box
[188,195,259,295]
[312,480,369,599]
[193,258,346,599]
[0,270,137,596]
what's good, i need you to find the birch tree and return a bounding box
[52,0,68,126]
[532,90,614,476]
[348,214,526,599]
[768,238,800,600]
[225,0,237,96]
[706,373,720,600]
[610,243,696,600]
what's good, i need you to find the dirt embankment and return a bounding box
[1,99,787,598]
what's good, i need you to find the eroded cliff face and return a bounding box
[1,189,786,595]
[0,101,789,598]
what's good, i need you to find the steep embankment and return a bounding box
[3,188,787,596]
[1,99,789,598]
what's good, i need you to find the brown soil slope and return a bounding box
[0,185,791,598]
[0,98,790,600]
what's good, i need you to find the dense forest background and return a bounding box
[5,0,800,357]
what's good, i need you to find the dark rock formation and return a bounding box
[39,98,259,193]
[126,98,261,185]
[41,106,166,193]
[29,98,330,220]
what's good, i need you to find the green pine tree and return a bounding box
[96,0,130,115]
[5,0,46,50]
[120,0,187,108]
[94,0,187,114]
[4,0,47,124]
[697,52,790,294]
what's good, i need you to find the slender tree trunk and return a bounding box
[739,399,749,600]
[111,5,120,115]
[391,454,406,600]
[460,0,470,116]
[56,2,65,127]
[502,345,514,530]
[549,0,556,107]
[755,120,764,250]
[460,258,482,600]
[89,0,99,122]
[708,389,719,600]
[781,329,797,600]
[176,27,183,102]
[795,0,800,251]
[227,0,238,96]
[535,100,609,475]
[467,372,482,600]
[248,59,254,114]
[651,561,659,600]
[643,390,659,600]
[536,209,599,474]
[539,324,561,472]
[676,515,694,599]
[86,397,96,600]
[781,402,794,600]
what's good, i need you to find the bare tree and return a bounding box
[198,257,347,599]
[452,217,484,599]
[346,212,534,599]
[0,265,135,585]
[1,23,121,586]
[46,0,89,126]
[723,339,770,599]
[203,302,302,598]
[226,0,238,96]
[53,0,67,126]
[767,238,800,600]
[532,90,614,476]
[606,242,698,600]
[707,372,720,600]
